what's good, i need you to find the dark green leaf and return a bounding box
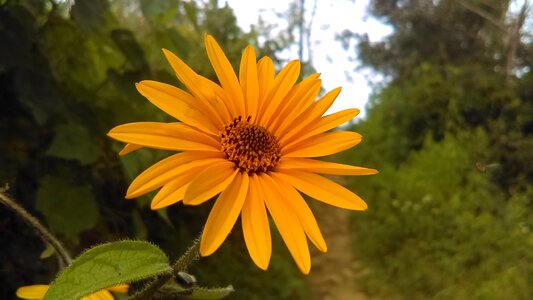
[46,123,101,165]
[36,176,99,243]
[184,286,234,299]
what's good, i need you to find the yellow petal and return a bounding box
[150,167,205,210]
[108,122,220,152]
[257,56,275,107]
[106,284,129,293]
[274,169,368,210]
[268,74,321,132]
[260,173,311,274]
[204,34,245,116]
[258,60,301,126]
[281,73,321,117]
[200,77,234,122]
[127,152,224,198]
[241,173,272,270]
[16,285,49,300]
[184,161,238,205]
[239,45,259,120]
[162,49,226,128]
[270,172,327,252]
[81,289,113,300]
[282,131,362,157]
[136,80,219,134]
[278,158,379,175]
[200,171,249,256]
[283,108,360,148]
[118,143,142,156]
[277,87,341,141]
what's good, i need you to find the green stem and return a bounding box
[0,189,72,268]
[129,234,201,300]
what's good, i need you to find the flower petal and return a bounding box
[82,290,114,300]
[268,74,321,132]
[278,158,379,175]
[274,169,368,210]
[136,80,219,134]
[106,284,129,293]
[119,143,142,156]
[204,34,246,116]
[200,171,249,256]
[260,173,311,274]
[281,73,321,117]
[127,152,224,198]
[257,56,275,107]
[277,87,340,141]
[241,173,272,270]
[283,108,360,148]
[16,285,49,299]
[258,60,301,126]
[200,77,234,122]
[184,161,238,205]
[150,167,206,210]
[162,49,226,128]
[270,172,327,252]
[108,122,220,152]
[282,131,362,157]
[239,45,259,120]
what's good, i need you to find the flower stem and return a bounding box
[129,234,201,300]
[0,188,72,268]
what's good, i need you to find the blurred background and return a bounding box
[1,0,532,299]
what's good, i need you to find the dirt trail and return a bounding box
[308,203,369,300]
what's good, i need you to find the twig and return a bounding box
[0,189,72,268]
[129,234,201,299]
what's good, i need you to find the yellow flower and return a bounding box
[16,284,128,300]
[108,34,377,274]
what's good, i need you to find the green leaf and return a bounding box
[185,286,234,299]
[43,240,172,300]
[46,123,101,165]
[157,281,234,300]
[36,176,99,244]
[40,243,55,259]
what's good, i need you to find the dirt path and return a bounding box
[308,203,369,300]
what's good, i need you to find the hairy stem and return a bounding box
[129,234,201,300]
[0,189,72,268]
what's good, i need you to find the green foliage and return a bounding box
[157,280,234,300]
[185,286,234,299]
[344,0,533,299]
[44,240,171,300]
[46,124,102,165]
[36,176,99,245]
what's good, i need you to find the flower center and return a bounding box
[220,116,281,173]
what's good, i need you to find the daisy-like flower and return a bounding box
[16,284,128,300]
[108,34,377,274]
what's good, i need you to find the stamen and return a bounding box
[220,116,281,173]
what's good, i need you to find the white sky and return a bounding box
[224,0,392,116]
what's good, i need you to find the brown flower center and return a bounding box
[221,116,281,173]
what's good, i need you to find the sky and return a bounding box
[224,0,393,116]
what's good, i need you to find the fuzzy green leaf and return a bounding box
[43,240,172,300]
[185,286,234,299]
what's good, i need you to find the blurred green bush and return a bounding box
[343,1,533,298]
